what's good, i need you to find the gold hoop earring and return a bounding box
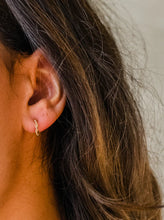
[34,120,40,136]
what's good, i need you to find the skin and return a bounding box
[0,43,66,219]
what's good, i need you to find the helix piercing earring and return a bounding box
[34,119,40,136]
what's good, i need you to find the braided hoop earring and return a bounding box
[34,120,40,136]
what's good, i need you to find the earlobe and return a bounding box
[21,49,66,135]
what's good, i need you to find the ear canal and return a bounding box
[28,73,55,106]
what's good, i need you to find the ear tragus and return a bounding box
[28,71,55,105]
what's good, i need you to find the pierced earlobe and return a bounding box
[34,119,40,136]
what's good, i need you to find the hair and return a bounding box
[0,0,163,219]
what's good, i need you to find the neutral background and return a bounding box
[122,0,164,201]
[112,0,164,216]
[116,1,164,215]
[122,0,164,205]
[90,0,164,205]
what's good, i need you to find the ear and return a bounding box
[20,49,66,135]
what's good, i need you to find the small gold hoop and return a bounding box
[34,119,40,136]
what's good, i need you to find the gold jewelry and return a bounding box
[34,119,40,136]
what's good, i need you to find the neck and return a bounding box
[0,133,61,220]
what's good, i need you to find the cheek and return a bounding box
[0,64,22,195]
[0,48,24,198]
[0,61,21,147]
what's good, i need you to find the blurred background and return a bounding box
[123,0,164,190]
[121,4,164,217]
[89,0,164,206]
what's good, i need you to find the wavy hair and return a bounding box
[0,0,162,219]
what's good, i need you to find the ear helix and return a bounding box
[34,119,40,136]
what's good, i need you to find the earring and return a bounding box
[34,119,40,136]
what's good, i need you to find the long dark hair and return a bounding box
[0,0,162,219]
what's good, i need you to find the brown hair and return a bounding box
[0,0,163,219]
